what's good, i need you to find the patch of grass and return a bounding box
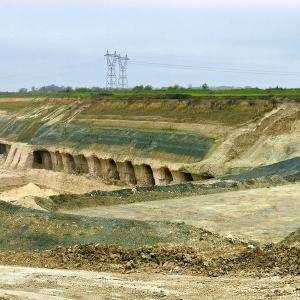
[113,88,300,98]
[2,87,300,100]
[0,200,224,251]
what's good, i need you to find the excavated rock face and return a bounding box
[186,103,300,177]
[1,143,196,187]
[0,97,298,183]
[225,104,300,162]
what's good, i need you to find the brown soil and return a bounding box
[1,241,300,278]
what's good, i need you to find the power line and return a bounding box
[130,60,300,76]
[1,54,300,89]
[127,50,300,73]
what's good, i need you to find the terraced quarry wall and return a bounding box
[0,141,194,186]
[0,95,299,186]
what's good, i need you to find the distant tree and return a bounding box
[91,87,102,92]
[274,86,283,90]
[75,87,91,92]
[167,84,182,90]
[31,86,37,92]
[144,85,153,90]
[38,84,66,93]
[132,85,144,91]
[18,88,28,93]
[202,83,209,90]
[64,87,73,93]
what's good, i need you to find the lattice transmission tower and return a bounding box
[104,50,118,89]
[118,54,130,89]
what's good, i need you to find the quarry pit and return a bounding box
[0,94,300,299]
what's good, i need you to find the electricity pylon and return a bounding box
[104,50,118,89]
[118,54,129,89]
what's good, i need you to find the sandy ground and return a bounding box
[0,170,27,191]
[0,167,122,195]
[64,183,300,244]
[0,183,58,210]
[0,166,124,210]
[1,265,300,300]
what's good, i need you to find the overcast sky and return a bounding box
[1,0,300,90]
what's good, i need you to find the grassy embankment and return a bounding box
[0,88,297,126]
[2,87,300,98]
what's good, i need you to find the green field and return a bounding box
[2,87,300,100]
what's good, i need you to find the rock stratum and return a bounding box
[0,95,298,187]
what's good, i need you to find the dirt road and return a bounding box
[1,265,300,299]
[63,183,300,244]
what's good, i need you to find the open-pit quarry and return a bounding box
[0,94,300,299]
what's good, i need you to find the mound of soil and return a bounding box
[222,245,300,276]
[0,183,58,209]
[1,242,300,277]
[278,228,300,248]
[0,243,241,275]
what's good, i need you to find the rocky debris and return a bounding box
[0,244,207,274]
[211,244,300,277]
[1,239,300,277]
[47,244,206,272]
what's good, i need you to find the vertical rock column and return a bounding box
[4,146,18,169]
[41,151,53,170]
[87,156,102,177]
[19,149,34,170]
[134,164,155,186]
[50,152,64,172]
[101,159,120,181]
[61,153,76,174]
[171,171,193,183]
[4,145,34,170]
[9,148,22,169]
[153,167,174,185]
[55,152,64,171]
[116,161,137,185]
[74,155,89,174]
